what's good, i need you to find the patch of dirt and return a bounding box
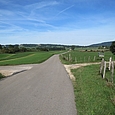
[0,66,33,77]
[64,62,100,81]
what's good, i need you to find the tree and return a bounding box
[0,44,2,49]
[110,41,115,55]
[2,46,9,53]
[71,45,76,50]
[14,45,20,52]
[20,47,27,52]
[8,45,14,53]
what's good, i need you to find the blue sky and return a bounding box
[0,0,115,45]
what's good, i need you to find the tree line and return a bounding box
[0,44,66,53]
[0,41,115,54]
[0,45,27,53]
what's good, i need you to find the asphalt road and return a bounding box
[0,55,77,115]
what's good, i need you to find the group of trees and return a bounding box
[0,44,66,54]
[110,41,115,55]
[0,45,27,53]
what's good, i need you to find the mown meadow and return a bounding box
[0,51,63,66]
[60,50,115,64]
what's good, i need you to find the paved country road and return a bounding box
[0,55,77,115]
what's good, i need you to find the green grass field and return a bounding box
[72,64,115,115]
[60,50,115,64]
[0,51,63,66]
[60,49,115,114]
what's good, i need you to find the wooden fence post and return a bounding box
[103,61,106,79]
[109,57,112,71]
[93,56,96,61]
[69,54,70,61]
[65,56,68,61]
[88,56,90,62]
[100,58,104,74]
[111,61,114,83]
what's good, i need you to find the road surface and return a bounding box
[0,55,77,115]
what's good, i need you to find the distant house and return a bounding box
[98,52,104,58]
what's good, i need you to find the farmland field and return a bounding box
[0,51,63,66]
[60,50,115,64]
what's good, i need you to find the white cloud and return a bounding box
[56,5,74,16]
[25,1,58,11]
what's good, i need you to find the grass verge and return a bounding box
[71,64,115,115]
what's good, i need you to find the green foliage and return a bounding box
[0,45,20,53]
[0,44,2,49]
[71,45,76,50]
[72,64,115,115]
[110,41,115,55]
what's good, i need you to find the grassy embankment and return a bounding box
[0,51,64,66]
[60,50,115,114]
[72,65,115,115]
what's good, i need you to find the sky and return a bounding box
[0,0,115,45]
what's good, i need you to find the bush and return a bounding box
[110,41,115,55]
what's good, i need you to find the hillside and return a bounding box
[89,41,113,47]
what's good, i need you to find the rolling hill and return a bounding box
[88,41,114,47]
